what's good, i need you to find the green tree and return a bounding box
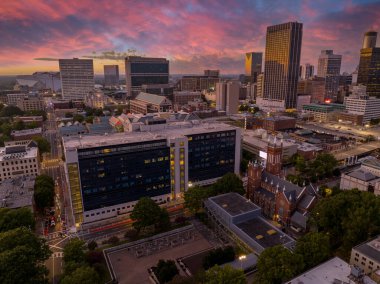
[257,245,303,284]
[0,105,24,117]
[94,109,104,116]
[130,197,166,234]
[0,227,51,284]
[60,266,101,284]
[202,265,246,284]
[63,238,86,265]
[0,207,35,232]
[65,112,74,118]
[212,173,245,195]
[155,259,179,283]
[157,208,171,232]
[295,232,331,270]
[85,115,94,124]
[184,185,212,214]
[73,114,84,123]
[203,246,235,269]
[13,120,25,130]
[87,240,98,251]
[34,174,55,210]
[32,136,51,155]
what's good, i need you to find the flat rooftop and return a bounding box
[0,146,38,161]
[286,257,351,284]
[354,235,380,263]
[0,176,35,209]
[210,192,260,216]
[63,122,237,149]
[236,217,293,249]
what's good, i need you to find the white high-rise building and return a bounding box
[59,58,94,101]
[216,81,240,115]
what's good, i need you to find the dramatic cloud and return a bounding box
[0,0,379,75]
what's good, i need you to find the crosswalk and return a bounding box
[53,252,64,258]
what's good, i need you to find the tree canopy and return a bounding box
[203,246,235,270]
[0,207,35,232]
[32,136,51,155]
[256,245,303,284]
[34,174,55,211]
[202,265,246,284]
[212,173,245,195]
[154,259,179,283]
[130,197,170,234]
[0,227,51,284]
[63,238,87,265]
[310,190,380,256]
[295,232,331,270]
[0,105,24,117]
[184,185,212,214]
[60,266,101,284]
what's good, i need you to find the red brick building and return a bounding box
[247,141,318,230]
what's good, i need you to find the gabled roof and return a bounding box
[135,92,172,105]
[290,211,308,229]
[262,171,302,203]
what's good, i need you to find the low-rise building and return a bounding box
[340,169,380,193]
[14,116,44,127]
[141,84,174,96]
[351,235,380,275]
[130,92,172,114]
[11,128,42,141]
[0,143,40,181]
[252,116,296,132]
[84,90,109,109]
[302,103,345,122]
[361,158,380,176]
[172,91,201,107]
[344,94,380,124]
[16,95,44,112]
[0,176,35,212]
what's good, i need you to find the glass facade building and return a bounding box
[125,56,169,96]
[77,140,170,211]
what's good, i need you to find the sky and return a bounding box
[0,0,380,75]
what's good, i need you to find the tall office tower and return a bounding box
[245,52,263,83]
[263,22,302,109]
[204,69,220,77]
[256,73,264,98]
[216,81,240,115]
[358,31,380,97]
[125,56,169,97]
[59,58,94,101]
[317,50,342,77]
[302,63,314,79]
[104,65,119,87]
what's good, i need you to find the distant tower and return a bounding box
[247,161,263,199]
[266,139,282,176]
[362,31,377,49]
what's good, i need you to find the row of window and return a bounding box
[2,164,37,172]
[1,159,36,166]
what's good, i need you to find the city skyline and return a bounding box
[0,0,380,75]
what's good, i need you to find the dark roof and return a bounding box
[210,192,260,216]
[346,169,378,181]
[5,145,26,154]
[236,217,293,249]
[290,211,308,229]
[255,187,275,200]
[298,194,316,210]
[354,237,380,263]
[262,171,301,203]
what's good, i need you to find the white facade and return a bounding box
[256,97,286,112]
[216,81,240,115]
[350,235,380,275]
[344,96,380,123]
[340,169,380,194]
[0,146,40,182]
[59,58,94,101]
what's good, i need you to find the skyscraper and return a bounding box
[104,65,119,87]
[358,31,380,97]
[125,56,169,97]
[245,52,262,82]
[301,63,314,79]
[317,50,342,77]
[216,81,240,115]
[59,58,94,101]
[263,22,302,109]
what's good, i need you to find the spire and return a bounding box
[289,194,292,201]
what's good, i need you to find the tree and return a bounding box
[154,259,179,284]
[309,190,380,256]
[73,114,84,123]
[60,266,101,284]
[65,112,74,118]
[202,265,246,284]
[87,240,98,251]
[157,208,171,232]
[0,207,35,232]
[13,120,25,130]
[203,246,235,270]
[295,232,331,270]
[130,197,165,234]
[184,185,212,214]
[34,174,55,210]
[32,136,51,155]
[256,245,303,284]
[63,238,86,265]
[212,173,245,195]
[85,115,94,124]
[0,227,51,284]
[0,105,24,117]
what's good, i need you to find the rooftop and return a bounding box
[286,257,351,284]
[353,235,380,263]
[0,145,38,161]
[63,121,237,149]
[362,158,380,171]
[11,127,42,137]
[210,193,260,216]
[0,176,35,209]
[346,169,379,182]
[135,92,171,105]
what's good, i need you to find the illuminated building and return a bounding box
[262,22,303,109]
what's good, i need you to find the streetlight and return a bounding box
[239,255,246,270]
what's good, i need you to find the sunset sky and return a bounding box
[1,0,380,75]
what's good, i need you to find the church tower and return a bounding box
[266,138,282,176]
[247,161,262,199]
